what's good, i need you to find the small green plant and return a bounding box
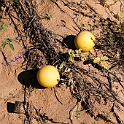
[2,38,18,51]
[75,110,80,118]
[68,49,86,63]
[108,32,115,46]
[92,122,96,124]
[105,113,109,120]
[0,22,9,31]
[43,13,52,20]
[120,12,124,19]
[93,56,109,69]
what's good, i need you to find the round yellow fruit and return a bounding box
[74,31,96,52]
[37,65,60,87]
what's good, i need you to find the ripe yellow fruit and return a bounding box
[37,65,60,87]
[74,31,96,52]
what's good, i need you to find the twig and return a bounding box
[0,48,9,66]
[53,87,63,105]
[69,100,79,124]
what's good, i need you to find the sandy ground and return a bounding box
[0,0,124,124]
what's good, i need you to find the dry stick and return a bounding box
[34,108,48,123]
[107,70,124,89]
[53,87,63,105]
[112,102,124,124]
[0,48,12,75]
[4,2,21,38]
[69,100,79,124]
[0,48,9,66]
